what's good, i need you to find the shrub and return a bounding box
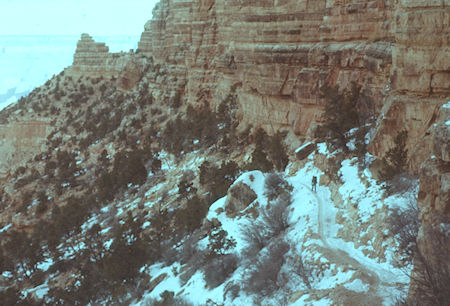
[388,198,419,266]
[202,254,238,289]
[410,230,450,305]
[292,253,313,289]
[247,145,273,172]
[380,130,408,184]
[144,291,193,306]
[244,240,290,296]
[174,195,209,235]
[267,131,289,171]
[96,150,148,202]
[205,223,236,260]
[241,222,266,258]
[199,160,239,201]
[264,173,293,202]
[260,193,292,238]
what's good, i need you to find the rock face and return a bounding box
[68,2,448,171]
[132,0,449,172]
[409,103,450,303]
[0,120,51,176]
[68,34,150,90]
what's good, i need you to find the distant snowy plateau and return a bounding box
[0,35,139,111]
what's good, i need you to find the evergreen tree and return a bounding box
[320,83,360,152]
[268,131,289,171]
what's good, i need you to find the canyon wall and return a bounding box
[409,102,449,302]
[135,5,449,301]
[134,0,449,171]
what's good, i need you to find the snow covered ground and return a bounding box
[129,148,413,305]
[21,144,414,304]
[0,35,139,111]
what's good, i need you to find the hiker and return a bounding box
[312,176,317,192]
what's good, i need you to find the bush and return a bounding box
[319,83,365,152]
[380,130,408,185]
[410,230,450,305]
[241,222,266,258]
[174,195,209,235]
[267,131,289,171]
[292,253,313,289]
[205,223,236,259]
[199,160,239,201]
[388,198,419,266]
[144,291,193,306]
[260,193,292,238]
[244,240,290,296]
[247,145,273,172]
[264,173,293,202]
[96,150,148,202]
[202,254,238,289]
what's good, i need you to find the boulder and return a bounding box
[225,181,257,218]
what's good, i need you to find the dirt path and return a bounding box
[315,187,382,285]
[300,184,387,302]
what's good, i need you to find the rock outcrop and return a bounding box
[0,120,51,177]
[409,102,450,303]
[225,181,257,217]
[68,34,150,90]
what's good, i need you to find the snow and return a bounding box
[91,150,412,305]
[23,282,49,300]
[445,120,450,126]
[0,223,12,233]
[317,143,329,156]
[344,278,369,293]
[36,257,54,272]
[295,141,312,153]
[339,158,383,222]
[443,101,450,109]
[315,267,354,290]
[137,263,183,304]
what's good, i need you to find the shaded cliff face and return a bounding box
[409,103,450,303]
[135,0,448,171]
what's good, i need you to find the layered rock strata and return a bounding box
[134,0,449,171]
[409,102,450,302]
[68,34,150,90]
[67,1,448,170]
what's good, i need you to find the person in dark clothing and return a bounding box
[312,176,317,192]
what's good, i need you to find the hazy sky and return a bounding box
[0,0,159,35]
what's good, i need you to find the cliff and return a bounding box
[133,0,449,171]
[0,0,448,303]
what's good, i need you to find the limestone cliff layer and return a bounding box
[68,1,449,168]
[134,0,449,171]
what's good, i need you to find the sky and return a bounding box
[0,0,159,36]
